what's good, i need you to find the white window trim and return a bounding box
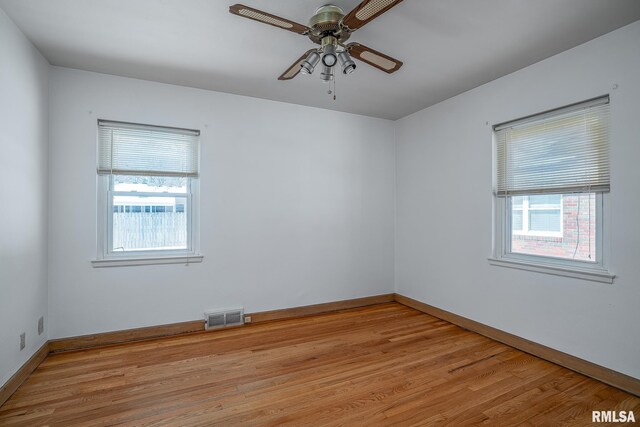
[512,195,563,238]
[491,192,614,284]
[94,175,201,267]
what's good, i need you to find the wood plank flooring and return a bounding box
[1,303,638,426]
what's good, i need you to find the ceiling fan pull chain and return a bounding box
[333,77,337,101]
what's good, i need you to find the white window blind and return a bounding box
[98,120,200,177]
[495,96,610,196]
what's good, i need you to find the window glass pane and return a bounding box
[510,193,596,262]
[529,209,561,232]
[512,210,523,231]
[512,196,524,208]
[529,194,561,207]
[113,174,187,193]
[112,195,188,252]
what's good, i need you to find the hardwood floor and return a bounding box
[1,303,638,426]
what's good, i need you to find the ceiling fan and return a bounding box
[229,1,404,82]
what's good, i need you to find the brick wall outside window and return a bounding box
[512,194,596,261]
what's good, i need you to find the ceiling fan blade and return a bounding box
[229,4,309,35]
[347,43,403,74]
[278,49,316,81]
[341,0,404,32]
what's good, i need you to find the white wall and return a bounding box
[48,68,395,339]
[396,21,640,379]
[0,9,49,386]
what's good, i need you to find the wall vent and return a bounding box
[205,307,244,330]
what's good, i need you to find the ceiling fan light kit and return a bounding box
[300,51,321,75]
[229,1,404,84]
[338,51,356,75]
[321,43,337,67]
[320,65,334,83]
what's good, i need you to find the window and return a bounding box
[512,195,563,238]
[95,120,201,266]
[491,96,613,283]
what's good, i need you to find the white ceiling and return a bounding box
[2,0,639,120]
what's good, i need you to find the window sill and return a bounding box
[488,257,614,284]
[92,254,203,268]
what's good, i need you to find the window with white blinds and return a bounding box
[495,96,610,196]
[95,120,201,265]
[98,120,200,177]
[491,96,614,282]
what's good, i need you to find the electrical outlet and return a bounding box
[20,332,25,350]
[38,316,44,335]
[244,316,252,324]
